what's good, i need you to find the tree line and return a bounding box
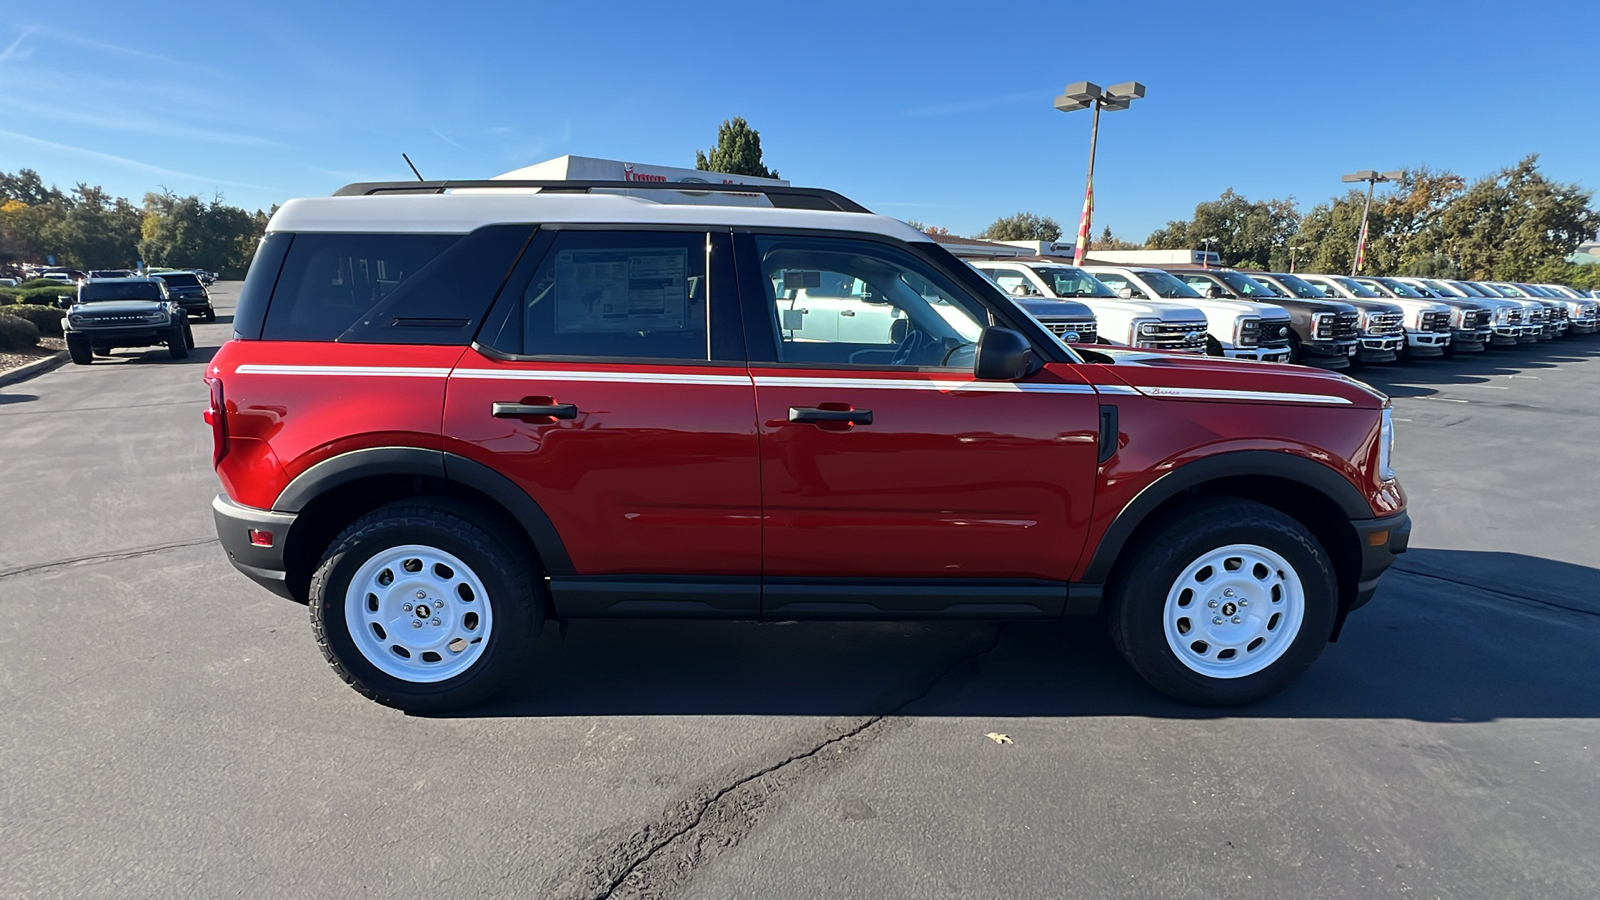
[0,169,271,278]
[923,155,1600,287]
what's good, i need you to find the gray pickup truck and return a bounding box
[61,277,193,365]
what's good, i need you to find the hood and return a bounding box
[1340,297,1405,316]
[71,299,168,316]
[1013,297,1095,320]
[1074,296,1207,320]
[1088,346,1386,409]
[1184,297,1290,319]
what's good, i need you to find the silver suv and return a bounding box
[61,277,193,364]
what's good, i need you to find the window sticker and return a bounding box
[554,248,689,333]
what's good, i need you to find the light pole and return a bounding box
[1341,169,1404,276]
[1202,235,1219,269]
[1055,80,1146,266]
[1289,244,1307,274]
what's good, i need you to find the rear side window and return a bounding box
[157,273,202,288]
[262,233,458,341]
[480,231,712,361]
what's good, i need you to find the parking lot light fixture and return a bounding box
[1342,169,1404,276]
[1055,80,1146,265]
[1203,235,1219,268]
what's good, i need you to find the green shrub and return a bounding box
[15,278,76,290]
[0,285,76,306]
[5,304,64,337]
[0,314,41,351]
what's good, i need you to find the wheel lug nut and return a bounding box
[1207,600,1219,609]
[416,591,426,599]
[1231,616,1242,625]
[1224,589,1235,597]
[1213,616,1224,625]
[1239,600,1249,607]
[431,617,441,626]
[402,602,413,612]
[411,620,423,629]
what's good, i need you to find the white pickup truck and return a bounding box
[1082,264,1294,362]
[971,259,1209,353]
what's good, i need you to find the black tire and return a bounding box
[1105,498,1338,706]
[184,321,195,349]
[1205,335,1224,357]
[204,307,217,322]
[308,500,541,712]
[66,334,92,365]
[167,322,189,359]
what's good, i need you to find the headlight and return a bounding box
[68,314,83,326]
[1378,407,1395,482]
[1138,321,1161,336]
[1235,316,1261,347]
[1312,312,1333,339]
[1495,308,1509,324]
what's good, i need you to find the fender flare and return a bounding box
[1080,450,1371,584]
[274,446,575,575]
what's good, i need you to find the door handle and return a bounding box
[839,309,856,317]
[789,406,872,425]
[492,401,578,419]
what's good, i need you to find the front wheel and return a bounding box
[1106,498,1338,705]
[167,322,189,359]
[66,334,92,365]
[308,501,540,711]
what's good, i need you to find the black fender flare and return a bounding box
[1080,450,1372,584]
[274,446,575,575]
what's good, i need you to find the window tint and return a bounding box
[496,231,710,361]
[79,281,164,301]
[755,235,986,368]
[263,233,459,341]
[989,270,1041,297]
[155,272,202,288]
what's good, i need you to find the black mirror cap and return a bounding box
[974,327,1040,381]
[57,296,73,309]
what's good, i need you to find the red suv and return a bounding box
[207,179,1409,711]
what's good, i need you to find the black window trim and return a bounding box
[468,225,748,367]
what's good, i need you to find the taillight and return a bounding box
[206,378,230,465]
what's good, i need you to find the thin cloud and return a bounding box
[904,90,1040,118]
[0,29,33,66]
[22,24,210,72]
[0,96,278,147]
[431,127,479,155]
[0,129,279,193]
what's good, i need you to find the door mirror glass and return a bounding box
[1116,286,1135,300]
[974,327,1039,381]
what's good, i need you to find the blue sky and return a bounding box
[1,0,1595,240]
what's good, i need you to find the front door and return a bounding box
[736,232,1101,617]
[444,229,762,615]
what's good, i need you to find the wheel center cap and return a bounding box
[416,604,431,618]
[1220,601,1238,617]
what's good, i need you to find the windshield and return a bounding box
[1375,278,1427,298]
[1328,276,1381,298]
[1032,266,1115,298]
[1489,283,1526,297]
[1135,270,1202,298]
[156,272,202,288]
[79,282,162,302]
[1268,273,1331,299]
[1217,271,1282,297]
[1420,280,1461,297]
[1449,281,1487,297]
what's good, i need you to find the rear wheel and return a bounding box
[1286,331,1304,365]
[203,307,217,322]
[184,321,195,349]
[66,334,92,365]
[309,501,540,711]
[1106,498,1338,705]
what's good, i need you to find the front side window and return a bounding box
[756,235,986,368]
[1137,270,1203,299]
[1269,273,1330,299]
[1218,272,1280,298]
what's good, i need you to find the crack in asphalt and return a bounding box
[0,537,219,581]
[1390,563,1600,620]
[561,624,1013,900]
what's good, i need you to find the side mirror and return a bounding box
[1116,287,1134,299]
[57,295,73,309]
[1206,285,1226,299]
[974,327,1039,381]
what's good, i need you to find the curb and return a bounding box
[0,350,69,389]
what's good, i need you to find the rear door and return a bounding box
[444,229,762,616]
[736,232,1102,618]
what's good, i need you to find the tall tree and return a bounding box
[0,169,66,206]
[976,212,1062,242]
[694,117,780,179]
[1146,188,1300,270]
[1093,225,1141,251]
[139,191,264,277]
[1426,155,1598,281]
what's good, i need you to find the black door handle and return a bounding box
[789,406,872,425]
[492,401,578,419]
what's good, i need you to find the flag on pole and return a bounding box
[1354,219,1369,274]
[1073,177,1094,266]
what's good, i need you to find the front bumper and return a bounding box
[66,325,174,345]
[1356,335,1402,362]
[1405,330,1450,356]
[1222,346,1291,362]
[1449,329,1487,351]
[1570,321,1597,334]
[213,493,298,599]
[1516,326,1540,343]
[1348,508,1411,613]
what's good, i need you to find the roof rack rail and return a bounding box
[330,179,872,214]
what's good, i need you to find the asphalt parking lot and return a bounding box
[3,283,1597,899]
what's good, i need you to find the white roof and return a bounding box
[265,192,925,242]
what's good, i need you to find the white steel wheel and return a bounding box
[344,544,494,683]
[1162,542,1305,679]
